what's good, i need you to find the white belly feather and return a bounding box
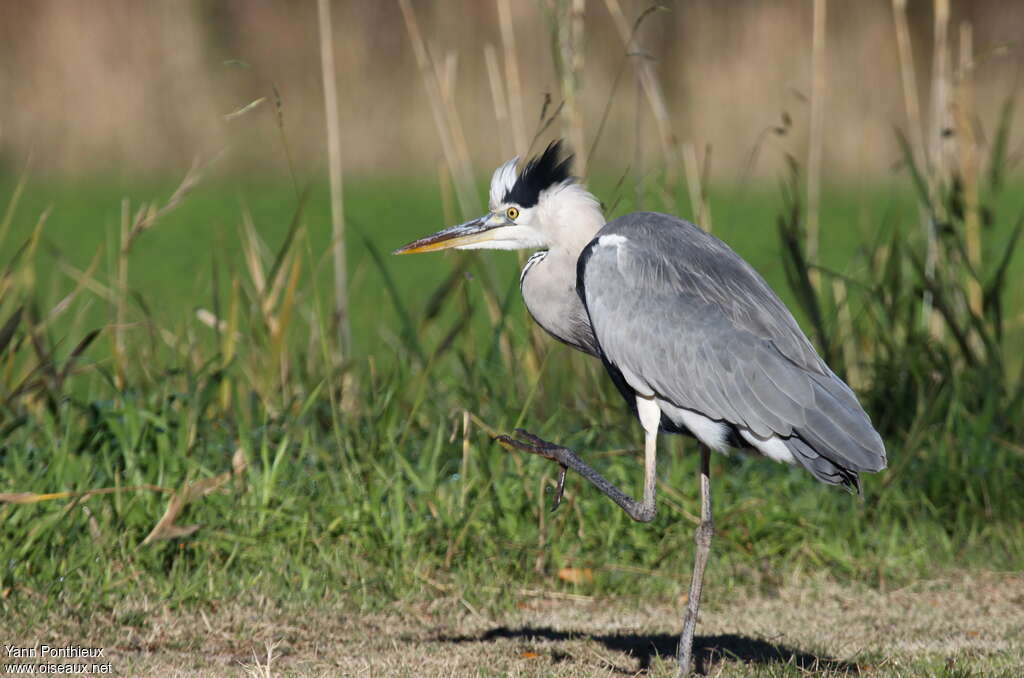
[657,398,796,465]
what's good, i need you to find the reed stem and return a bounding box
[955,22,983,319]
[807,0,827,291]
[497,0,529,157]
[317,0,351,359]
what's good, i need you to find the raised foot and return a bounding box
[494,429,569,511]
[493,428,656,523]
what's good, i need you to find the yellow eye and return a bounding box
[506,206,519,221]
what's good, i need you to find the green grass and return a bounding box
[10,174,1005,351]
[1,171,1023,626]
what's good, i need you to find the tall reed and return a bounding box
[316,0,351,360]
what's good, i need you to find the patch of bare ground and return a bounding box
[4,571,1022,676]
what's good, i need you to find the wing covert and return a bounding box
[579,213,885,473]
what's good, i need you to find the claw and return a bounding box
[495,430,570,509]
[550,464,568,512]
[495,433,528,450]
[497,430,573,510]
[494,431,561,458]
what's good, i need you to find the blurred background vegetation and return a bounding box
[0,0,1022,626]
[0,0,1021,179]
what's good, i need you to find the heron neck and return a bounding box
[520,184,604,357]
[539,183,606,257]
[520,246,600,356]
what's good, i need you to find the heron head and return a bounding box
[394,141,599,255]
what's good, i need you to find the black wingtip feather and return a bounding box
[785,435,862,492]
[504,140,574,208]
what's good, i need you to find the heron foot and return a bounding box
[494,429,569,511]
[493,428,656,523]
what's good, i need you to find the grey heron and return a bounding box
[394,141,886,675]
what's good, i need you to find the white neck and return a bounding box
[537,183,606,255]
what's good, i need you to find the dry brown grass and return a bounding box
[6,571,1021,677]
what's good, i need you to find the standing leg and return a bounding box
[677,445,713,676]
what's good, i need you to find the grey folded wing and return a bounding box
[578,213,886,480]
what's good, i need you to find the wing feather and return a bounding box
[580,213,886,475]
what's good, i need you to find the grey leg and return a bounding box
[677,445,713,676]
[497,395,662,522]
[495,427,658,523]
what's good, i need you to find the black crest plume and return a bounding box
[503,140,574,208]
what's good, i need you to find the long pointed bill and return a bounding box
[393,215,497,255]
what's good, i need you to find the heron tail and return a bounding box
[784,435,861,492]
[785,371,887,491]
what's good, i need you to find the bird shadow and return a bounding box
[438,626,860,675]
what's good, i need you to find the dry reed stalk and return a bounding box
[435,44,513,360]
[0,202,47,307]
[485,39,547,373]
[484,43,515,160]
[276,244,303,391]
[55,256,116,305]
[112,162,208,388]
[633,70,645,211]
[122,159,205,254]
[683,142,700,223]
[317,0,351,359]
[0,171,28,251]
[436,49,476,194]
[831,278,863,390]
[892,0,938,332]
[400,1,515,370]
[114,198,129,391]
[460,410,471,510]
[438,160,457,227]
[682,142,712,232]
[497,0,529,156]
[240,211,267,299]
[222,96,266,122]
[220,279,240,410]
[236,208,306,405]
[699,144,712,231]
[807,0,827,291]
[930,0,953,189]
[439,52,458,122]
[476,280,517,369]
[42,246,95,328]
[891,0,927,172]
[603,0,679,180]
[927,0,952,340]
[557,0,587,175]
[955,22,983,319]
[398,0,480,217]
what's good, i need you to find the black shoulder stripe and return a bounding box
[599,351,638,416]
[575,237,600,310]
